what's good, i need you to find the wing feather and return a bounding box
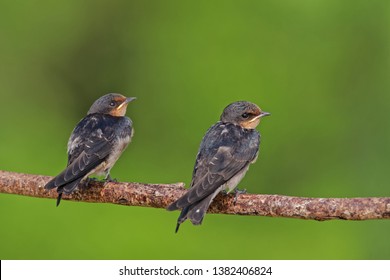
[168,122,259,210]
[45,114,116,190]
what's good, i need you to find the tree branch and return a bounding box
[1,170,390,221]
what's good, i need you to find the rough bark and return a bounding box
[1,170,390,221]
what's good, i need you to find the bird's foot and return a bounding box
[104,174,117,183]
[83,177,98,189]
[233,188,247,204]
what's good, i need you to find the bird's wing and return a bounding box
[168,123,259,210]
[45,115,116,190]
[176,146,250,207]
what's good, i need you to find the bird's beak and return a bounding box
[260,111,271,118]
[248,111,270,123]
[117,97,136,110]
[125,97,137,104]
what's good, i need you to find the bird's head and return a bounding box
[87,93,136,116]
[220,101,270,129]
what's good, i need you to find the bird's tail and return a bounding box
[173,192,217,233]
[186,192,216,225]
[56,193,63,207]
[174,206,190,233]
[52,178,83,207]
[44,177,57,190]
[62,178,83,194]
[166,200,180,211]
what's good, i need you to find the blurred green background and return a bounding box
[1,0,390,259]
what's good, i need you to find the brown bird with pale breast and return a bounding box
[45,93,135,206]
[167,101,270,232]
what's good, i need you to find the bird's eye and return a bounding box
[241,113,249,119]
[109,101,116,107]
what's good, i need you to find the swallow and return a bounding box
[167,101,270,232]
[45,93,136,206]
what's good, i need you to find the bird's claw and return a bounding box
[83,177,98,189]
[104,174,117,183]
[233,188,247,204]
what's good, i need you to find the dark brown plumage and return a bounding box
[44,93,135,206]
[167,101,270,232]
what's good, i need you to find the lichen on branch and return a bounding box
[1,170,390,221]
